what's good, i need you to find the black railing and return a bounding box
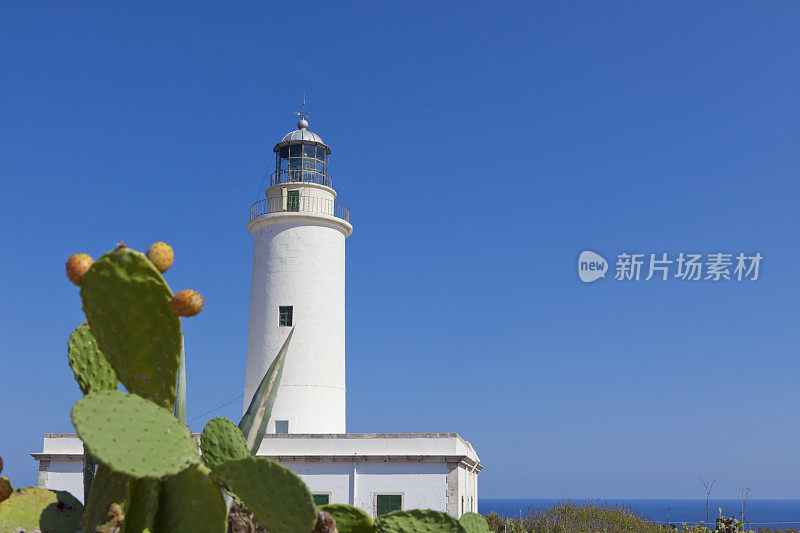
[250,196,350,223]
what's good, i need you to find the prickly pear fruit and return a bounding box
[0,477,11,503]
[200,417,249,471]
[67,322,118,395]
[320,504,374,533]
[459,512,490,533]
[376,509,466,533]
[211,456,317,533]
[147,241,174,273]
[71,390,201,478]
[80,246,182,408]
[0,487,84,533]
[66,253,93,285]
[171,289,204,317]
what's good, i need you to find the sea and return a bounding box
[478,499,800,529]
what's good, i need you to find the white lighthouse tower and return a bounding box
[243,115,352,434]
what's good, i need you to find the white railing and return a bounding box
[249,197,350,223]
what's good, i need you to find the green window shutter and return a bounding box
[312,494,330,506]
[287,190,300,212]
[376,494,402,516]
[279,306,293,327]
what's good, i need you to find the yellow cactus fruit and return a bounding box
[170,290,204,317]
[146,242,175,273]
[66,254,94,286]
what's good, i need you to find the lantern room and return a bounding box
[272,118,332,188]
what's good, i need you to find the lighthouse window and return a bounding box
[316,146,326,160]
[286,191,300,211]
[279,145,289,159]
[290,144,302,157]
[303,143,317,159]
[275,420,289,434]
[279,306,293,326]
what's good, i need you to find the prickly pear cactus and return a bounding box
[0,487,83,533]
[80,246,181,409]
[459,512,489,533]
[122,477,160,533]
[83,464,129,533]
[0,477,10,504]
[67,322,118,396]
[200,417,250,471]
[210,456,317,533]
[153,465,227,532]
[71,390,200,478]
[375,509,466,533]
[319,504,375,533]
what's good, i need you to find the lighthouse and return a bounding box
[243,116,352,434]
[34,112,481,515]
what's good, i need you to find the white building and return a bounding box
[33,116,482,519]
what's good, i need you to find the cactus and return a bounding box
[83,464,129,532]
[375,509,466,533]
[200,417,250,471]
[459,512,490,533]
[319,504,375,533]
[0,478,11,504]
[153,465,227,532]
[71,390,200,478]
[210,456,317,533]
[122,477,160,533]
[174,336,187,425]
[0,487,84,533]
[239,327,294,454]
[67,322,118,396]
[80,246,182,409]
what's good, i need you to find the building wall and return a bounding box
[244,209,349,434]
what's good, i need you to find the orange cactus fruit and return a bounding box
[146,242,175,273]
[170,290,204,317]
[66,254,94,286]
[0,477,11,503]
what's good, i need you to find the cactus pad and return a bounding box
[0,478,11,504]
[67,322,118,395]
[376,509,466,533]
[0,487,83,533]
[200,417,250,471]
[153,465,227,532]
[211,456,317,533]
[122,477,159,533]
[80,246,181,408]
[459,512,489,533]
[319,504,375,533]
[71,390,200,478]
[83,464,128,532]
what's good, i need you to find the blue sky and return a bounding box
[1,2,798,499]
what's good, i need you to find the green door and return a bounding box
[287,190,300,212]
[376,494,402,516]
